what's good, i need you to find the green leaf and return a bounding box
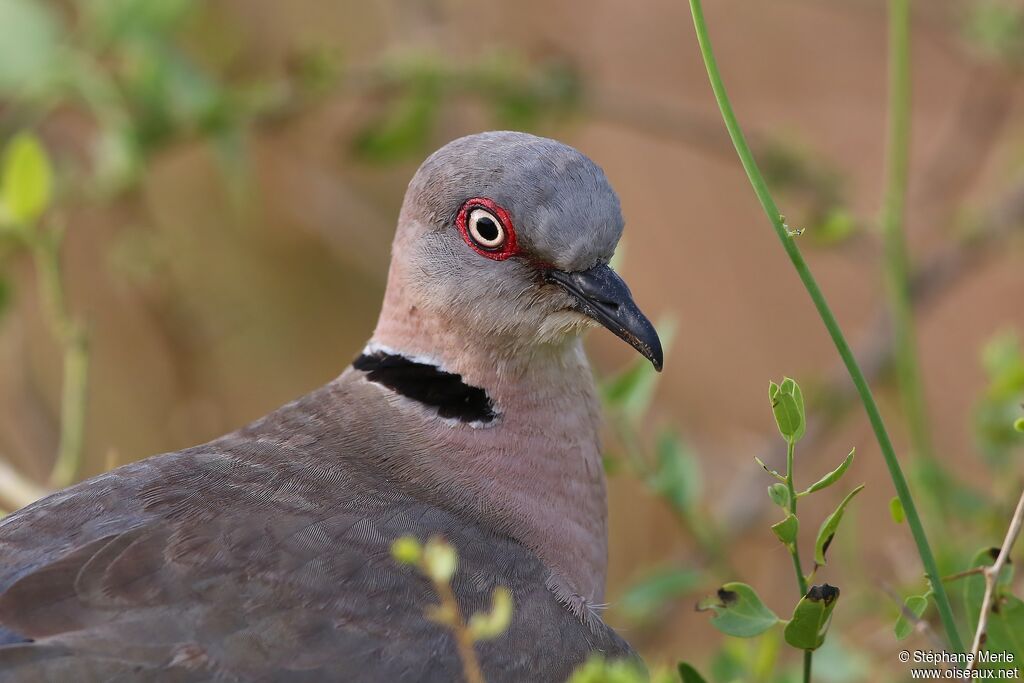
[813,484,865,566]
[814,207,858,245]
[422,536,457,583]
[567,654,649,683]
[390,535,422,564]
[1015,417,1024,432]
[650,431,702,517]
[619,567,704,622]
[753,456,785,481]
[889,496,905,524]
[602,357,659,423]
[697,582,780,638]
[783,584,840,651]
[767,483,790,509]
[780,377,806,441]
[771,514,799,547]
[467,586,513,641]
[601,318,676,424]
[894,594,928,641]
[963,548,1024,665]
[769,378,805,442]
[1,132,53,225]
[676,662,709,683]
[799,448,855,496]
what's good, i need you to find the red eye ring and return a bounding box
[456,197,519,260]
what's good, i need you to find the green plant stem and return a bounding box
[685,0,964,654]
[784,439,812,683]
[881,0,934,468]
[32,228,90,489]
[785,440,809,596]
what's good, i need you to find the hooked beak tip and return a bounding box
[544,264,664,371]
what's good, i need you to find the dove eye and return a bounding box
[457,197,519,260]
[468,209,505,249]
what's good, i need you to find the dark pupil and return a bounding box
[476,217,500,242]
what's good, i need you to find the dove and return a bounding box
[0,131,663,682]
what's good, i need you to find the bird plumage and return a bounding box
[0,373,632,681]
[0,131,659,681]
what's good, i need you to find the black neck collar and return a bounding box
[353,351,497,424]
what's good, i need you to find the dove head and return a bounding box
[381,131,662,370]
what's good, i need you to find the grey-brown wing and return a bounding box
[0,445,632,682]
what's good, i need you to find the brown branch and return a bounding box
[966,487,1024,670]
[942,566,986,584]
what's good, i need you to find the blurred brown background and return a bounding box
[0,0,1022,679]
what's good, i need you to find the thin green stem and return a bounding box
[784,439,811,683]
[686,0,963,654]
[881,0,934,467]
[785,440,808,596]
[32,228,90,489]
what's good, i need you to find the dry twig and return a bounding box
[966,488,1024,670]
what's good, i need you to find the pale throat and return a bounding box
[367,270,611,603]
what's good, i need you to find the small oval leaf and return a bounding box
[391,535,422,564]
[770,384,802,441]
[894,594,928,641]
[771,514,799,547]
[800,449,855,496]
[814,484,865,566]
[1,132,53,225]
[781,377,806,441]
[784,584,840,650]
[889,496,905,524]
[467,586,513,641]
[697,582,780,638]
[677,662,710,683]
[422,536,457,583]
[768,483,791,509]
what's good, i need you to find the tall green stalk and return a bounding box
[882,0,934,467]
[685,0,964,654]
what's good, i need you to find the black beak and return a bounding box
[545,263,664,371]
